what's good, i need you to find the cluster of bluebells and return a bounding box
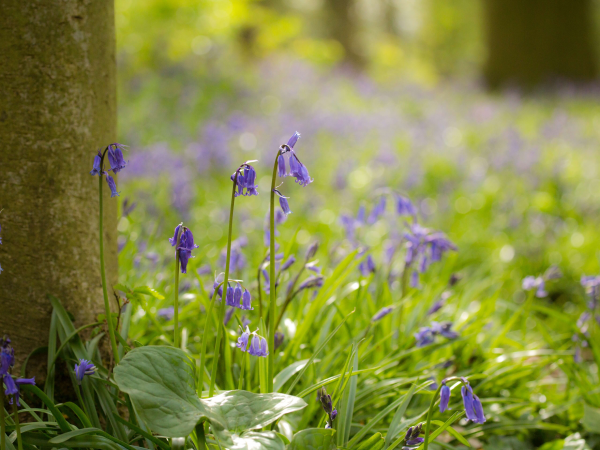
[236,327,269,357]
[522,266,562,298]
[316,387,337,429]
[232,163,258,197]
[414,321,459,347]
[90,143,128,197]
[74,359,96,385]
[225,283,253,310]
[403,423,424,448]
[169,224,199,274]
[574,275,600,362]
[1,336,36,405]
[274,132,312,216]
[439,378,486,424]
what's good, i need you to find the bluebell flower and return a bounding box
[169,225,182,247]
[275,209,287,225]
[340,215,356,241]
[107,143,127,174]
[359,254,376,276]
[439,383,451,412]
[307,264,321,274]
[472,395,486,424]
[404,423,423,446]
[461,385,478,422]
[414,327,435,347]
[212,278,224,299]
[1,337,15,377]
[317,387,337,427]
[298,276,324,291]
[396,195,417,217]
[522,276,547,298]
[4,376,35,406]
[171,226,199,274]
[236,327,251,352]
[305,241,319,260]
[279,196,292,215]
[226,285,236,307]
[281,256,296,271]
[368,197,387,224]
[233,164,259,197]
[372,307,393,322]
[106,174,120,198]
[581,275,600,309]
[234,284,243,307]
[157,307,175,321]
[277,154,287,177]
[74,359,96,385]
[248,334,268,357]
[90,150,102,175]
[356,205,366,225]
[287,131,300,148]
[241,289,253,311]
[431,322,459,339]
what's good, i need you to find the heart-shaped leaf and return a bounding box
[114,346,224,438]
[288,428,336,450]
[203,390,307,434]
[228,431,285,450]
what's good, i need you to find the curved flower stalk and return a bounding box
[422,377,486,450]
[89,143,128,364]
[207,161,258,398]
[267,132,312,392]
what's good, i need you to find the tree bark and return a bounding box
[0,1,118,370]
[326,0,366,68]
[484,0,597,88]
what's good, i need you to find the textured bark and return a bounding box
[0,1,118,369]
[484,0,597,88]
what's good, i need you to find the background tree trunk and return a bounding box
[484,0,597,88]
[326,0,366,68]
[0,1,118,372]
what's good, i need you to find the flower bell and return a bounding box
[74,359,96,385]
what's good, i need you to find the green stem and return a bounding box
[13,400,23,450]
[208,176,238,397]
[174,225,183,348]
[422,383,443,450]
[198,281,224,396]
[268,151,281,392]
[1,388,5,450]
[99,174,120,364]
[195,422,207,450]
[74,383,89,418]
[238,344,247,390]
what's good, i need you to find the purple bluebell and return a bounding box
[317,387,337,427]
[4,376,35,406]
[74,359,96,385]
[287,132,300,148]
[461,385,478,422]
[107,143,127,173]
[277,154,287,177]
[279,196,292,215]
[414,327,435,347]
[226,285,236,307]
[428,298,445,315]
[275,209,287,225]
[90,150,102,175]
[372,306,393,322]
[171,226,199,274]
[157,307,175,321]
[368,197,387,224]
[233,164,259,197]
[122,198,137,217]
[581,275,600,309]
[340,215,356,241]
[431,322,459,339]
[1,337,15,377]
[305,241,319,260]
[396,195,417,216]
[298,276,324,291]
[404,423,423,446]
[359,254,376,276]
[241,289,253,310]
[472,395,486,423]
[248,334,268,357]
[212,279,224,299]
[274,331,284,350]
[439,383,451,412]
[356,205,366,225]
[105,174,120,198]
[236,327,251,352]
[285,137,313,187]
[281,256,296,271]
[307,264,321,274]
[224,307,235,325]
[410,270,420,288]
[522,276,547,298]
[234,284,242,306]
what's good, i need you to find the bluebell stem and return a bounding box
[105,174,120,198]
[372,306,393,322]
[157,307,175,321]
[241,289,253,310]
[74,359,96,385]
[281,255,296,271]
[439,383,451,412]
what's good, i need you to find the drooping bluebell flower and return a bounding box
[274,331,284,350]
[279,196,292,215]
[212,277,224,299]
[414,327,435,347]
[428,294,448,315]
[233,284,243,306]
[226,285,236,307]
[368,197,387,224]
[472,395,486,423]
[157,307,175,321]
[305,241,319,260]
[122,198,137,217]
[232,163,259,197]
[90,150,102,176]
[106,174,120,198]
[372,306,393,322]
[356,205,366,225]
[236,327,251,352]
[340,214,356,241]
[275,209,287,225]
[1,336,15,377]
[288,150,313,187]
[281,256,296,271]
[277,154,287,177]
[197,264,212,276]
[431,322,459,340]
[170,226,199,274]
[461,384,478,422]
[248,334,268,357]
[440,383,451,412]
[241,289,253,310]
[359,254,376,276]
[287,132,300,148]
[74,359,96,385]
[522,275,547,298]
[396,195,417,217]
[298,276,324,291]
[581,275,600,310]
[107,143,128,174]
[4,376,35,406]
[307,264,321,274]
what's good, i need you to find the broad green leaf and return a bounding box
[289,428,336,450]
[229,431,285,450]
[582,403,600,432]
[203,390,307,433]
[563,434,591,450]
[114,346,220,438]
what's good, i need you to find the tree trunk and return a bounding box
[326,0,366,68]
[484,0,597,88]
[0,1,118,371]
